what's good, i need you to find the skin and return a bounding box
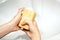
[22,20,41,40]
[0,8,23,38]
[0,8,41,40]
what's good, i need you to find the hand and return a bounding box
[22,20,41,40]
[8,8,24,32]
[0,8,24,38]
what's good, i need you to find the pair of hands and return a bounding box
[7,8,40,40]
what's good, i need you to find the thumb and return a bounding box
[22,20,34,32]
[22,20,33,28]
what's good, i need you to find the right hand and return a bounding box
[21,20,41,40]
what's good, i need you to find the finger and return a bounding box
[22,20,33,27]
[11,8,24,24]
[18,8,24,15]
[20,27,23,30]
[13,8,24,21]
[21,20,34,32]
[13,8,24,20]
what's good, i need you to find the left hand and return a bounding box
[7,8,24,32]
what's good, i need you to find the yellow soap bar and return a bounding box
[18,9,36,30]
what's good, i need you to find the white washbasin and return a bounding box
[0,0,60,40]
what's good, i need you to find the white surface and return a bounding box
[0,0,7,4]
[0,0,60,40]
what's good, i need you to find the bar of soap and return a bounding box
[18,9,36,30]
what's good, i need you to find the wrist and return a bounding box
[6,23,14,32]
[8,22,19,32]
[31,32,41,40]
[31,35,40,40]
